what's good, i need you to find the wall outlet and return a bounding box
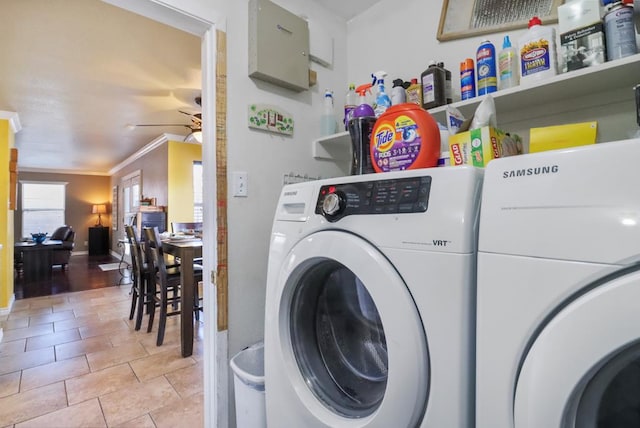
[232,171,248,197]
[84,241,88,246]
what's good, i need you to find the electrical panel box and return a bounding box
[248,0,309,92]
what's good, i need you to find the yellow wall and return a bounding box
[0,119,15,311]
[167,141,202,230]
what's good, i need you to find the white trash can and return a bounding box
[230,342,266,428]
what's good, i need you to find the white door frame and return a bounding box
[101,1,223,426]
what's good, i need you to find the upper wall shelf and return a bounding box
[312,131,351,161]
[428,53,640,124]
[312,54,640,162]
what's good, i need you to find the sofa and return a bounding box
[50,225,75,270]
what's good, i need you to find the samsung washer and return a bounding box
[264,166,482,427]
[476,139,640,428]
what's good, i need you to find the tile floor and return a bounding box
[0,285,204,427]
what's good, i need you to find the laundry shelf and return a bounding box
[311,54,640,162]
[312,131,351,161]
[428,53,640,124]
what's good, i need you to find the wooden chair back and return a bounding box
[143,226,174,292]
[124,226,139,272]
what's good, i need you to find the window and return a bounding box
[21,181,67,238]
[121,171,141,226]
[193,161,203,222]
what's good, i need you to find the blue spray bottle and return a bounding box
[372,71,391,117]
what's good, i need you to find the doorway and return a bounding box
[100,1,221,427]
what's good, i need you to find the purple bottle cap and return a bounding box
[353,104,375,118]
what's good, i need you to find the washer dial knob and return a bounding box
[322,192,344,217]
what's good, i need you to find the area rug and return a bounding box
[98,263,121,272]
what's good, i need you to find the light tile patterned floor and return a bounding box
[0,286,204,427]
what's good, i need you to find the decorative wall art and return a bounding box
[248,104,294,135]
[112,185,118,231]
[437,0,563,41]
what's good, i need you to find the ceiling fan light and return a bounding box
[184,130,202,143]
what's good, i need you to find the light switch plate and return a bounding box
[233,172,248,197]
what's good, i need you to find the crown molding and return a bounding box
[108,132,183,175]
[17,167,111,176]
[0,111,22,133]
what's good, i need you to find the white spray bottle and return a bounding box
[320,89,337,136]
[372,71,391,117]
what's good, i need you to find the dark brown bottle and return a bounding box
[421,60,446,110]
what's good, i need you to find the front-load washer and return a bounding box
[476,139,640,428]
[264,167,482,427]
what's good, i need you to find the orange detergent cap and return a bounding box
[369,104,441,173]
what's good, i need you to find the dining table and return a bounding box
[161,237,203,357]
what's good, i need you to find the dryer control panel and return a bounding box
[315,176,431,222]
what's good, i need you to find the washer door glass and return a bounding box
[277,230,429,426]
[574,342,640,428]
[290,259,387,418]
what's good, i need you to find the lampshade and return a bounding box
[92,204,107,214]
[92,204,107,227]
[184,130,202,143]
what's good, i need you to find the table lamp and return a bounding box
[92,204,107,227]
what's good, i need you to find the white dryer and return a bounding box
[264,167,482,427]
[476,139,640,428]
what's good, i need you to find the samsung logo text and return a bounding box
[503,165,559,178]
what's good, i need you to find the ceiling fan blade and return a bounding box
[178,110,202,126]
[127,123,192,130]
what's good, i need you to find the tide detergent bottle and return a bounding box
[370,104,441,173]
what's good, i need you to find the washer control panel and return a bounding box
[315,176,431,222]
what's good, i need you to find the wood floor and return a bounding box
[14,254,127,300]
[1,254,205,427]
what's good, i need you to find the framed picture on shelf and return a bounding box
[437,0,563,41]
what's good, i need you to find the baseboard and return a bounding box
[72,251,89,256]
[0,293,15,343]
[0,293,15,316]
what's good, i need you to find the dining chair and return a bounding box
[143,226,203,346]
[127,225,183,333]
[125,225,151,331]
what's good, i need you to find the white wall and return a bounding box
[347,0,638,144]
[224,0,348,374]
[347,0,534,98]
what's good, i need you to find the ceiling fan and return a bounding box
[128,96,203,143]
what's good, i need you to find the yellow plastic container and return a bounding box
[529,121,597,153]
